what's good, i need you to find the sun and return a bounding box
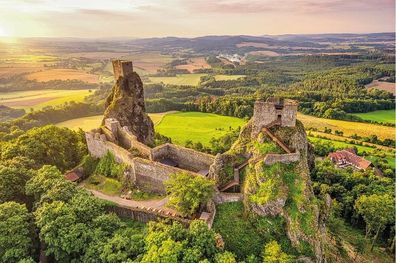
[0,26,9,37]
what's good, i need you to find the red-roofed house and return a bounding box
[64,168,84,183]
[328,149,373,171]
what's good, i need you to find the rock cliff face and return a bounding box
[213,120,324,262]
[102,72,154,146]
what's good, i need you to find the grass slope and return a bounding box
[155,111,247,146]
[352,110,395,124]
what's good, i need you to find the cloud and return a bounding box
[182,0,395,14]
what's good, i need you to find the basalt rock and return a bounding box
[102,72,154,146]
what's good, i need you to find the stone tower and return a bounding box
[251,97,298,136]
[102,60,154,146]
[112,60,133,81]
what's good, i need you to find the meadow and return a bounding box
[352,109,395,124]
[297,113,394,140]
[155,111,247,146]
[0,89,93,110]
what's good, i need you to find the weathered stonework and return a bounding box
[252,97,298,137]
[263,152,300,166]
[112,60,133,81]
[103,60,154,145]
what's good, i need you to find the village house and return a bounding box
[328,148,375,171]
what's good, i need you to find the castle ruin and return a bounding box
[251,97,298,137]
[112,60,133,80]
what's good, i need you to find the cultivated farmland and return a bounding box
[0,89,93,110]
[26,69,100,83]
[297,113,394,140]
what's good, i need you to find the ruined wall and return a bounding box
[152,143,215,172]
[131,157,202,194]
[263,152,300,166]
[251,99,298,136]
[118,126,151,158]
[86,132,133,165]
[112,60,133,81]
[281,103,298,127]
[106,204,190,226]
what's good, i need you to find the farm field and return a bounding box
[175,57,211,73]
[308,131,394,151]
[365,80,395,95]
[352,109,395,124]
[0,89,93,110]
[297,113,394,140]
[147,74,245,86]
[147,74,206,86]
[26,68,100,83]
[56,112,172,131]
[155,111,247,146]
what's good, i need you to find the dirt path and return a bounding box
[87,188,180,214]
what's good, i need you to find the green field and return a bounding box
[352,110,395,124]
[0,89,93,110]
[155,111,247,146]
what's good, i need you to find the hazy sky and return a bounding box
[0,0,394,37]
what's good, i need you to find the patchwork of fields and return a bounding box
[0,89,93,110]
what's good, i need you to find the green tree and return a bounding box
[0,202,33,262]
[354,194,394,250]
[214,251,237,263]
[1,125,86,171]
[262,241,293,263]
[25,165,63,201]
[165,172,215,216]
[0,158,34,203]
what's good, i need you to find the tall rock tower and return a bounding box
[102,60,154,146]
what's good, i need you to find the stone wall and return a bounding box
[86,132,203,194]
[112,60,133,80]
[152,143,215,172]
[263,152,300,166]
[251,99,298,136]
[118,126,151,158]
[106,204,190,226]
[131,157,201,194]
[86,132,134,165]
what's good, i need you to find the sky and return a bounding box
[0,0,394,38]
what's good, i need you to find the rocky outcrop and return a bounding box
[214,120,324,262]
[102,72,154,146]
